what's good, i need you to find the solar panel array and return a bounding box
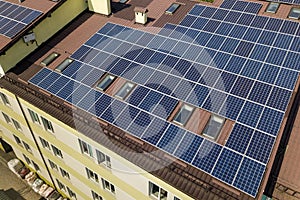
[0,0,42,38]
[29,1,300,197]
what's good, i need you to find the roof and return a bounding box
[2,0,300,199]
[277,100,300,191]
[0,0,61,51]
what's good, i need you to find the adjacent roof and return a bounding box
[2,0,300,199]
[0,0,61,51]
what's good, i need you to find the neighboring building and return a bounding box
[0,0,300,200]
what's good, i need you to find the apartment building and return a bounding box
[1,0,300,200]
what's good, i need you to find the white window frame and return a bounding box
[172,104,194,126]
[2,112,11,124]
[41,52,60,66]
[86,167,99,183]
[60,167,70,180]
[67,187,77,200]
[23,154,31,165]
[79,139,93,157]
[96,74,116,91]
[13,135,23,147]
[91,190,103,200]
[96,149,111,168]
[11,118,22,131]
[51,145,63,158]
[56,179,66,191]
[41,116,54,133]
[48,159,58,171]
[28,109,40,124]
[0,92,10,106]
[202,115,225,140]
[39,137,51,150]
[101,178,115,194]
[22,141,32,153]
[149,182,168,200]
[55,58,73,73]
[32,161,40,171]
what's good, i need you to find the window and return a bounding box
[166,3,180,14]
[86,168,99,182]
[173,104,194,126]
[174,197,180,200]
[149,182,168,200]
[60,167,70,179]
[115,82,135,99]
[22,141,32,153]
[12,119,22,131]
[52,145,63,158]
[55,58,73,72]
[13,135,22,146]
[79,139,93,157]
[96,150,111,168]
[91,190,103,200]
[23,154,31,165]
[67,187,77,200]
[2,112,11,124]
[32,161,40,171]
[56,179,66,191]
[203,115,225,140]
[41,52,60,66]
[289,7,300,19]
[96,74,116,91]
[41,117,54,133]
[101,178,115,194]
[0,92,10,106]
[48,159,58,171]
[265,2,279,13]
[39,137,51,150]
[28,109,40,124]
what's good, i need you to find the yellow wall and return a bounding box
[0,0,87,72]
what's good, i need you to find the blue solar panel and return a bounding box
[192,140,222,173]
[28,4,300,196]
[47,75,70,95]
[276,69,299,90]
[231,77,254,98]
[152,95,178,119]
[248,82,272,105]
[66,84,91,105]
[233,157,265,197]
[267,87,292,111]
[246,131,275,164]
[127,111,153,137]
[257,64,280,85]
[90,94,112,117]
[219,95,244,120]
[238,101,264,127]
[139,90,163,112]
[187,84,210,107]
[141,117,168,145]
[0,1,42,38]
[38,72,61,90]
[257,108,284,136]
[203,89,227,113]
[174,132,203,163]
[157,124,186,154]
[29,68,52,85]
[189,5,205,16]
[225,124,254,154]
[212,148,243,184]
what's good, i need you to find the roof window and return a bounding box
[97,74,116,91]
[41,52,60,66]
[166,3,181,15]
[203,115,225,140]
[289,7,300,19]
[55,58,73,72]
[173,104,194,126]
[265,2,280,13]
[115,82,135,99]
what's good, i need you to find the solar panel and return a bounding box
[28,1,300,196]
[0,0,42,38]
[212,148,243,184]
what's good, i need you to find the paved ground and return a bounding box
[0,151,41,200]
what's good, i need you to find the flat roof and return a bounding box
[3,0,300,199]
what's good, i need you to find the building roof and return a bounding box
[0,0,62,52]
[1,0,300,199]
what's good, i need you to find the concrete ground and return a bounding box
[0,151,41,200]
